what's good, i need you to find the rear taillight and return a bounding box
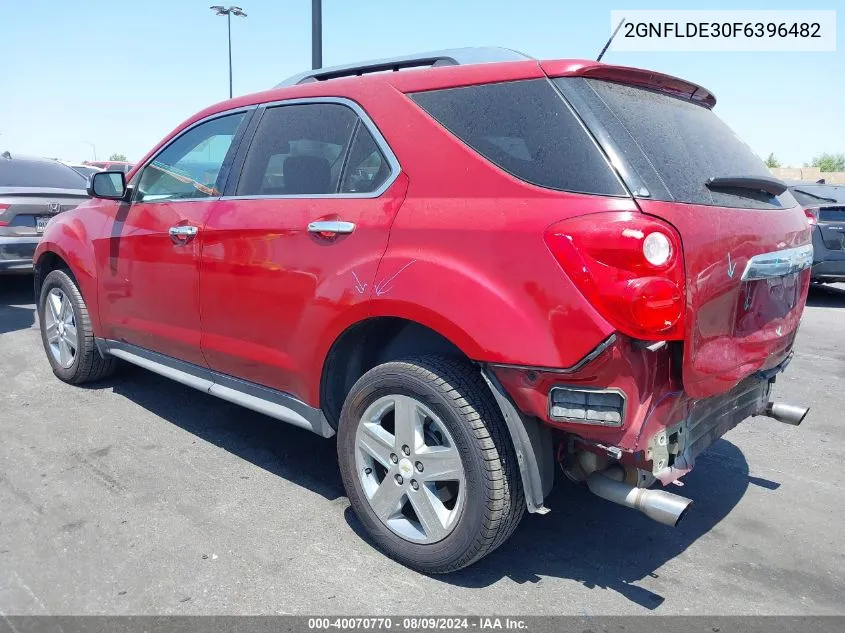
[544,212,685,341]
[0,203,9,226]
[804,207,819,226]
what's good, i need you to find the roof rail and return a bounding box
[276,47,534,87]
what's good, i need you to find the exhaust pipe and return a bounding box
[587,467,693,527]
[764,402,809,426]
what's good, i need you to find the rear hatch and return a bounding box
[551,68,811,399]
[792,184,845,253]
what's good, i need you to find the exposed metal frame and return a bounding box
[97,339,334,438]
[276,47,534,87]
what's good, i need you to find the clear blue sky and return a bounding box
[1,0,841,166]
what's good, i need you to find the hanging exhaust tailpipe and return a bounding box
[763,402,809,426]
[587,467,693,527]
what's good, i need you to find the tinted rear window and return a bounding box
[819,208,845,222]
[410,79,626,196]
[0,159,87,189]
[556,78,796,210]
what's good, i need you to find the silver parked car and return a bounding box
[0,152,89,273]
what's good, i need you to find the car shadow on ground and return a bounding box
[90,362,753,611]
[806,283,845,308]
[0,267,801,608]
[100,365,345,502]
[0,274,36,334]
[346,440,752,610]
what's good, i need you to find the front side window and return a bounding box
[136,112,245,202]
[236,103,357,196]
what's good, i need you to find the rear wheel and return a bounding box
[38,269,116,384]
[337,356,524,573]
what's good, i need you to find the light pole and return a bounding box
[80,141,97,161]
[210,5,247,98]
[312,0,322,69]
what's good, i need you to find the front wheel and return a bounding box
[337,356,524,573]
[38,269,116,384]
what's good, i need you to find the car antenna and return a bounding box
[597,17,626,62]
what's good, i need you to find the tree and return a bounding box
[810,152,845,172]
[109,153,127,162]
[765,153,781,168]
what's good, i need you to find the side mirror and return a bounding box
[88,171,127,200]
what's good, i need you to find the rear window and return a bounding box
[819,208,845,222]
[410,79,627,196]
[790,184,845,207]
[555,77,796,210]
[0,159,87,189]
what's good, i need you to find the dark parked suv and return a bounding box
[790,181,845,283]
[33,48,811,572]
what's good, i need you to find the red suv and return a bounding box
[33,48,812,573]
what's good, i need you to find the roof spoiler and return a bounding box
[543,61,717,108]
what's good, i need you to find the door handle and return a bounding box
[307,221,356,236]
[169,225,198,244]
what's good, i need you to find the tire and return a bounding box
[38,269,116,384]
[337,355,524,573]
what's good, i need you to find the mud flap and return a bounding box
[481,367,554,513]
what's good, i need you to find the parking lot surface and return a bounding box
[1,275,843,615]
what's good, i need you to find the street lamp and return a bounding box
[210,5,247,99]
[80,141,97,161]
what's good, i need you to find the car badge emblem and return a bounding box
[47,202,60,213]
[727,253,738,279]
[775,326,783,337]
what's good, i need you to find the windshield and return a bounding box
[0,159,87,189]
[555,77,797,210]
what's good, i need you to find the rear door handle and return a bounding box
[169,225,198,244]
[307,221,356,236]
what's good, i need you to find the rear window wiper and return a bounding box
[792,187,838,204]
[706,175,787,197]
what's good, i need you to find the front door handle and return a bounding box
[169,225,198,244]
[307,221,356,236]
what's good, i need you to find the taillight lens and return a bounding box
[804,207,819,226]
[0,203,9,226]
[544,212,685,340]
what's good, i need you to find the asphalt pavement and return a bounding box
[1,275,843,615]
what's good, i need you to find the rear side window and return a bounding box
[410,80,626,196]
[236,104,358,196]
[557,78,796,210]
[0,159,86,189]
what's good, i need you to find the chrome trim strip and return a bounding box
[741,244,814,281]
[219,96,401,201]
[307,221,355,234]
[488,334,617,375]
[99,340,334,438]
